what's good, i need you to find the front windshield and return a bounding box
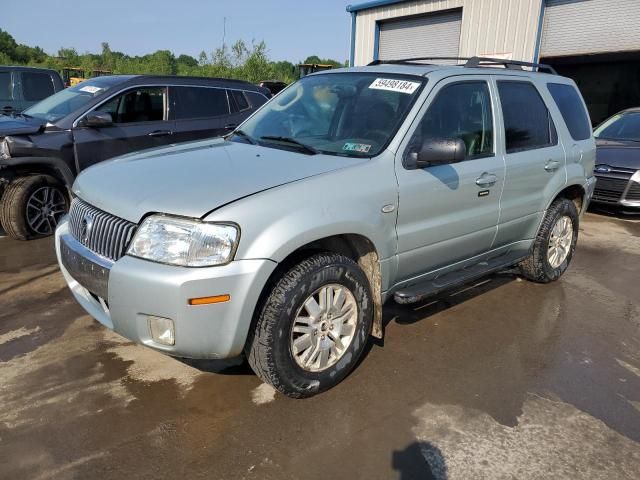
[236,72,425,157]
[23,77,119,122]
[594,112,640,142]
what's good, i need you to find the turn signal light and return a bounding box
[188,294,231,306]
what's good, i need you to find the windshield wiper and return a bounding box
[259,136,319,155]
[228,129,257,145]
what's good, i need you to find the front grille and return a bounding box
[626,181,640,201]
[593,176,630,203]
[68,198,137,261]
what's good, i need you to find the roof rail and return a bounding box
[367,56,557,75]
[465,56,557,74]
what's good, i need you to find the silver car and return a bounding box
[56,58,596,398]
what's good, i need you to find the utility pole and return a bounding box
[222,17,226,51]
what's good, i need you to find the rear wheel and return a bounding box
[0,175,69,240]
[246,253,373,398]
[519,198,579,283]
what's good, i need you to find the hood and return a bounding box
[595,138,640,170]
[74,138,365,223]
[0,114,45,137]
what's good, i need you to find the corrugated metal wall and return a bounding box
[352,0,543,66]
[378,9,463,60]
[541,0,640,58]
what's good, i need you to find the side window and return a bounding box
[22,72,55,101]
[0,72,12,101]
[175,87,229,120]
[547,83,592,140]
[246,91,268,109]
[98,87,166,124]
[408,81,494,160]
[497,81,557,153]
[231,90,250,112]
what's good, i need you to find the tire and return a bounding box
[519,198,579,283]
[246,253,374,398]
[0,175,69,241]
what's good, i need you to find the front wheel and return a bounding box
[246,253,373,398]
[519,198,579,283]
[0,175,69,240]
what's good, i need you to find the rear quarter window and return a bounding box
[246,91,268,109]
[547,83,592,141]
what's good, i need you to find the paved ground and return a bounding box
[0,212,639,480]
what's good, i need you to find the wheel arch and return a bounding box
[249,233,385,348]
[549,183,586,214]
[1,157,75,188]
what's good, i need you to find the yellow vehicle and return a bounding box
[298,63,334,79]
[91,69,112,78]
[62,68,85,87]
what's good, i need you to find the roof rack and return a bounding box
[367,56,558,75]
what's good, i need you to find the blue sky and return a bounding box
[3,0,353,63]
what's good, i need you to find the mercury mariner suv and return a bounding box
[56,57,596,398]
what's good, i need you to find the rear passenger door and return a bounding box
[73,86,174,171]
[171,86,232,143]
[492,78,567,248]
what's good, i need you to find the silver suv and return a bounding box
[56,57,596,398]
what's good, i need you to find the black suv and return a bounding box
[0,75,270,240]
[0,66,64,114]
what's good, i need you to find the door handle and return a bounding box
[475,173,497,187]
[148,130,173,137]
[544,159,561,171]
[224,123,238,130]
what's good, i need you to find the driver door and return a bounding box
[73,86,174,171]
[394,77,505,284]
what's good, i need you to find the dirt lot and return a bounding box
[0,212,639,480]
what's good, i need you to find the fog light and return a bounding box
[148,316,175,346]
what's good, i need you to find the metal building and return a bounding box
[347,0,640,124]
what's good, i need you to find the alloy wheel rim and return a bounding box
[547,215,573,268]
[290,283,358,372]
[26,186,67,235]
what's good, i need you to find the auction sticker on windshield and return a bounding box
[369,78,420,94]
[343,142,372,153]
[79,85,103,94]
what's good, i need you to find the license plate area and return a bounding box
[60,234,111,300]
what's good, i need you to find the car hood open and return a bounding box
[73,138,365,223]
[596,138,640,170]
[0,114,45,137]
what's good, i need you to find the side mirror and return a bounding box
[407,137,466,169]
[79,111,113,128]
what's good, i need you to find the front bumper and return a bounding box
[55,218,277,359]
[592,169,640,208]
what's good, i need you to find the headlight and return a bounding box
[127,215,239,267]
[0,138,10,159]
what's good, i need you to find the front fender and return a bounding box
[0,156,75,186]
[203,153,399,279]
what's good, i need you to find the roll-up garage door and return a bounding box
[378,9,462,61]
[541,0,640,58]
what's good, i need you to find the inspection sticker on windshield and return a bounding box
[369,78,420,94]
[343,142,371,153]
[78,85,102,94]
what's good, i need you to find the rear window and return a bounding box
[22,72,55,101]
[175,86,229,120]
[0,72,12,101]
[547,83,592,141]
[498,81,557,153]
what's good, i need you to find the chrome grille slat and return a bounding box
[68,198,137,262]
